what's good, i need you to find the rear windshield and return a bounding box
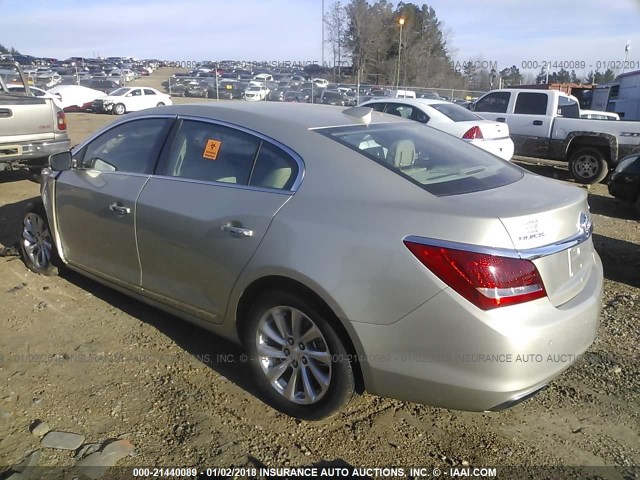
[429,103,482,122]
[316,123,523,196]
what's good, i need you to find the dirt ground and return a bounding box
[0,70,638,479]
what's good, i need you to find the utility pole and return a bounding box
[395,18,404,91]
[321,0,325,68]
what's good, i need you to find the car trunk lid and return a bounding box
[457,120,510,140]
[446,175,595,307]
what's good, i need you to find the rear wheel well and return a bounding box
[567,137,611,162]
[235,276,364,393]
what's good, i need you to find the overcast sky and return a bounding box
[2,0,638,76]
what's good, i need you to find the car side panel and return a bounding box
[55,171,149,286]
[135,177,292,323]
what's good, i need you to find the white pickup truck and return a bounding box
[472,88,640,184]
[0,61,70,178]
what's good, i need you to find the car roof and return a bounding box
[127,102,410,134]
[362,98,449,107]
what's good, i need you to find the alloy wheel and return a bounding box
[256,306,332,405]
[22,213,53,270]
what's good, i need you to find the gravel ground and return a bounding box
[0,70,638,480]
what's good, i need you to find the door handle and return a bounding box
[533,120,543,126]
[222,224,254,238]
[109,203,131,215]
[496,117,506,122]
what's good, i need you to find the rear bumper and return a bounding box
[351,251,603,412]
[469,137,515,161]
[0,138,70,165]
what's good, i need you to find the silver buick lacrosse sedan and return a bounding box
[21,102,602,420]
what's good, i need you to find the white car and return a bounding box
[361,98,515,161]
[92,87,172,115]
[313,78,329,88]
[244,85,269,101]
[6,84,64,110]
[253,73,273,83]
[48,84,107,111]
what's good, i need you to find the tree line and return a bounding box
[324,1,619,90]
[0,44,21,55]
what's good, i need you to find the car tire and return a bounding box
[113,103,126,115]
[569,148,609,184]
[634,194,640,218]
[243,290,356,420]
[156,102,165,107]
[18,201,59,276]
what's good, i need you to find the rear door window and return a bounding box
[249,142,299,190]
[514,93,548,115]
[160,120,260,185]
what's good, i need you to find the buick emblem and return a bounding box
[578,212,592,236]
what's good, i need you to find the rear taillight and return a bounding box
[404,241,546,310]
[462,125,483,140]
[56,111,67,131]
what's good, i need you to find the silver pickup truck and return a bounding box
[0,61,70,178]
[472,88,640,184]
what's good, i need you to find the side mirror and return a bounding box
[49,151,72,171]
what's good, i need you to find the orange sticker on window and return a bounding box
[203,139,222,160]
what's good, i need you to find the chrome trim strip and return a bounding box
[149,175,294,195]
[404,227,592,261]
[74,170,152,178]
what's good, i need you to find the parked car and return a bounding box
[284,90,305,102]
[608,153,640,215]
[244,85,269,101]
[26,103,602,420]
[389,89,417,98]
[319,90,348,106]
[48,85,106,111]
[92,87,172,115]
[207,81,245,100]
[417,92,442,100]
[361,98,514,161]
[6,84,64,110]
[268,88,286,102]
[185,83,211,98]
[85,79,120,94]
[253,73,274,83]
